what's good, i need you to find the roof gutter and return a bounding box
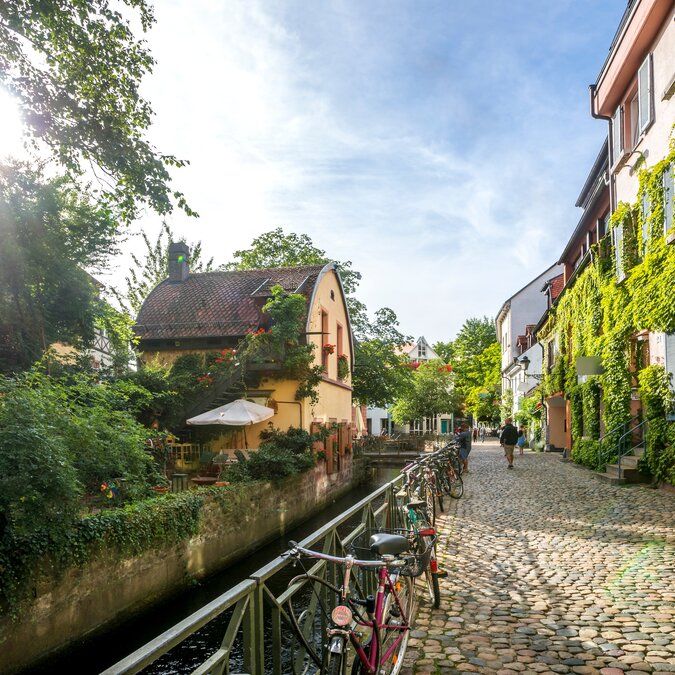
[589,83,614,212]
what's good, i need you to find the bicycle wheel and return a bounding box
[449,473,464,499]
[423,567,441,609]
[422,480,436,527]
[379,575,415,675]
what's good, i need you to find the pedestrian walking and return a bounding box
[499,417,518,469]
[517,427,526,455]
[456,423,472,473]
[472,426,478,442]
[479,426,485,443]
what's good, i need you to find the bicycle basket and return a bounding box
[348,528,436,578]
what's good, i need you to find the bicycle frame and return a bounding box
[286,543,413,674]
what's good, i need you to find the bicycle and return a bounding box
[395,488,442,609]
[284,532,422,674]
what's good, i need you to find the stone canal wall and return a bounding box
[0,455,368,674]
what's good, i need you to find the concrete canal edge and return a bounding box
[0,455,370,674]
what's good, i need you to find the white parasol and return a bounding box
[187,399,275,448]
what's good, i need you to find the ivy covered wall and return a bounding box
[538,143,675,484]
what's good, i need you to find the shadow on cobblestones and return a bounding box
[402,442,675,675]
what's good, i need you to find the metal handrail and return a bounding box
[102,471,409,675]
[596,414,639,470]
[616,419,648,476]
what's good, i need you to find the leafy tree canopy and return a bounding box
[226,227,361,297]
[115,222,216,315]
[390,360,457,425]
[0,0,192,222]
[0,161,123,372]
[225,228,412,406]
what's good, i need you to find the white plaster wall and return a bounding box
[366,407,389,435]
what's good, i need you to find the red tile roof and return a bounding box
[135,265,326,340]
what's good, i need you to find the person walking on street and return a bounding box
[480,426,486,443]
[500,418,518,469]
[472,426,478,442]
[517,427,526,455]
[457,423,472,473]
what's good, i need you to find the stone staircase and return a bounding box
[596,446,650,485]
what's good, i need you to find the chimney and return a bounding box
[168,241,190,282]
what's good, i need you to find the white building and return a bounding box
[495,264,563,416]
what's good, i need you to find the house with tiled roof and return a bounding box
[135,243,354,470]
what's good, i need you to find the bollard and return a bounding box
[171,473,189,492]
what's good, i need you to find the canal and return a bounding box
[21,466,400,675]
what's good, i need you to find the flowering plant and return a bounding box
[100,480,120,499]
[323,343,335,355]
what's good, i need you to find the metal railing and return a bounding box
[101,474,408,675]
[596,415,639,470]
[616,419,648,476]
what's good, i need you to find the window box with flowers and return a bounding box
[322,343,336,355]
[337,353,350,380]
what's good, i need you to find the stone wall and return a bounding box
[0,456,368,674]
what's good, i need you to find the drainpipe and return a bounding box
[589,83,615,212]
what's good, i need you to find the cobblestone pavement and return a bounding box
[402,439,675,675]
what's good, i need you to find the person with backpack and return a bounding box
[500,417,519,469]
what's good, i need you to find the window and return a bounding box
[637,54,653,135]
[321,310,329,369]
[664,165,674,236]
[418,343,426,359]
[336,323,343,357]
[641,192,651,252]
[613,225,624,280]
[597,215,607,241]
[611,105,623,167]
[610,54,654,169]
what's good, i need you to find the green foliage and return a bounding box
[571,439,601,469]
[638,365,675,483]
[434,318,500,420]
[499,389,514,422]
[0,1,193,221]
[540,143,675,478]
[226,227,361,296]
[352,308,412,407]
[114,223,217,315]
[0,162,122,373]
[391,360,457,425]
[224,426,317,483]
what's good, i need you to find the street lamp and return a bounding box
[519,355,544,379]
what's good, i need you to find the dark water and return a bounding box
[21,467,400,675]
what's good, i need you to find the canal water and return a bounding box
[21,466,400,675]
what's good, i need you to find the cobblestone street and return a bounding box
[403,439,675,675]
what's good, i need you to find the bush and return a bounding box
[571,439,601,469]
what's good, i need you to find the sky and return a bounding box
[2,1,628,344]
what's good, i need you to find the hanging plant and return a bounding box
[323,343,335,355]
[337,353,350,380]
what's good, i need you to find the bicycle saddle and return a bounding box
[369,533,410,556]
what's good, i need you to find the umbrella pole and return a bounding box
[244,427,248,449]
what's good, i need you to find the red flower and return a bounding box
[323,343,335,354]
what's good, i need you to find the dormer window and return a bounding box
[418,343,426,359]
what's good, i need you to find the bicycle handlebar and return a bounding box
[285,541,405,569]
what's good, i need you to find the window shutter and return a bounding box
[638,54,653,133]
[613,225,624,280]
[611,106,623,166]
[664,165,674,235]
[641,192,651,249]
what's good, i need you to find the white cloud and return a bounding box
[108,0,620,343]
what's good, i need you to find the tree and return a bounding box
[114,223,217,315]
[462,342,502,423]
[352,308,413,407]
[0,161,121,372]
[226,228,412,406]
[226,227,361,296]
[0,1,192,222]
[390,360,457,426]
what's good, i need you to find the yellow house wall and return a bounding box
[306,270,353,425]
[137,268,353,448]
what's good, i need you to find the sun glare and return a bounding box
[0,88,26,158]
